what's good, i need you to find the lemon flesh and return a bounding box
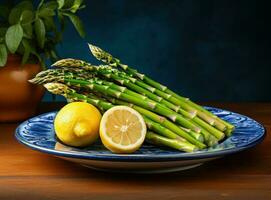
[54,102,101,147]
[100,106,146,153]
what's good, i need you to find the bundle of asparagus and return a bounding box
[30,44,234,152]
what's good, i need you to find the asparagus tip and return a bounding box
[28,78,35,83]
[88,43,117,65]
[52,58,77,67]
[43,83,68,95]
[88,43,99,56]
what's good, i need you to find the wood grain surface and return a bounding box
[0,103,270,200]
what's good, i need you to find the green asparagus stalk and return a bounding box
[42,81,206,148]
[43,82,198,152]
[91,67,223,140]
[97,68,181,112]
[143,116,186,141]
[31,69,222,145]
[159,86,235,135]
[145,131,198,152]
[82,93,198,143]
[31,71,207,135]
[86,90,207,144]
[53,58,228,134]
[96,94,219,146]
[69,78,204,134]
[75,93,193,142]
[53,59,182,112]
[88,44,234,133]
[51,60,225,140]
[32,68,148,101]
[96,68,224,140]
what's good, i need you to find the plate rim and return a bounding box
[15,107,266,162]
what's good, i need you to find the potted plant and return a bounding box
[0,0,85,122]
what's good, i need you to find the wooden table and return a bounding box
[0,103,270,200]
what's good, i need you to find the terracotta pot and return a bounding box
[0,54,44,122]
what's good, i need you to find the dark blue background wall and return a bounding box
[45,0,270,102]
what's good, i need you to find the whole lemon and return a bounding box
[54,102,102,147]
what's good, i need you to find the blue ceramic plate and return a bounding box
[15,107,265,173]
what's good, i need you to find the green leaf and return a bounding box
[78,5,86,10]
[57,0,65,9]
[9,1,33,24]
[64,12,85,37]
[22,23,33,39]
[8,8,22,25]
[62,0,76,9]
[70,0,83,13]
[38,8,55,18]
[37,0,45,9]
[34,18,46,48]
[20,10,34,24]
[42,1,58,10]
[5,23,24,53]
[22,39,31,64]
[0,44,8,67]
[43,17,56,32]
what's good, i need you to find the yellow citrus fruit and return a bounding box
[99,106,146,153]
[54,102,101,147]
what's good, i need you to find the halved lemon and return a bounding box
[99,106,147,153]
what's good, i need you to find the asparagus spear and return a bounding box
[42,81,206,148]
[53,59,181,112]
[88,44,234,133]
[51,59,224,140]
[31,69,222,145]
[98,95,219,146]
[31,71,207,135]
[79,93,200,142]
[75,78,202,136]
[55,56,233,135]
[74,92,199,143]
[96,93,209,145]
[94,66,224,140]
[53,58,228,135]
[43,82,198,152]
[145,132,198,152]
